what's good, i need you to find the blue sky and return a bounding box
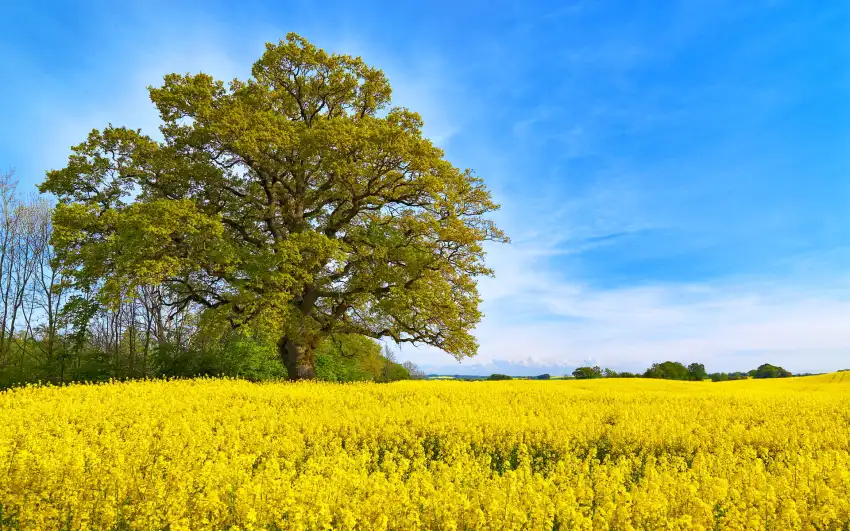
[2,0,849,375]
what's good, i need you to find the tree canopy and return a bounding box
[39,34,506,380]
[644,361,690,380]
[687,363,708,381]
[573,366,603,379]
[753,363,792,379]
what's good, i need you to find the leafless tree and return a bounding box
[402,360,426,380]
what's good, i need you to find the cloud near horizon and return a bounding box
[402,233,850,376]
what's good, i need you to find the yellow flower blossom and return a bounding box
[1,373,850,529]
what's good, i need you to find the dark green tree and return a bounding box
[572,366,603,379]
[753,363,792,379]
[687,362,708,381]
[644,361,690,380]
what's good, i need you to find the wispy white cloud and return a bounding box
[402,232,850,375]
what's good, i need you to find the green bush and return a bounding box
[315,335,383,382]
[572,366,603,379]
[153,337,285,381]
[753,363,792,379]
[644,361,690,380]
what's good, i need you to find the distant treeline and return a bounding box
[466,362,797,382]
[568,361,792,381]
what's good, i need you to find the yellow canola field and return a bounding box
[2,374,850,530]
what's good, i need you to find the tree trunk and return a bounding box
[278,335,319,380]
[278,285,322,380]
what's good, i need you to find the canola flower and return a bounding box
[2,373,850,530]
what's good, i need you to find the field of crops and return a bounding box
[2,374,850,530]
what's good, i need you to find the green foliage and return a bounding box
[599,369,641,378]
[708,372,749,382]
[572,366,603,379]
[315,334,383,382]
[535,373,551,380]
[378,362,411,383]
[487,373,512,381]
[753,363,792,379]
[39,33,507,379]
[644,361,690,380]
[0,327,414,388]
[687,363,708,381]
[709,366,792,382]
[0,338,131,389]
[153,337,286,381]
[377,344,410,382]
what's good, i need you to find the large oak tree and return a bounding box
[40,34,506,379]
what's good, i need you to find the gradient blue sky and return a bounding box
[2,1,849,375]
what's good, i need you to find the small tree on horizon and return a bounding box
[687,362,708,381]
[753,363,792,379]
[572,366,603,379]
[644,361,690,380]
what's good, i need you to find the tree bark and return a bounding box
[278,335,319,380]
